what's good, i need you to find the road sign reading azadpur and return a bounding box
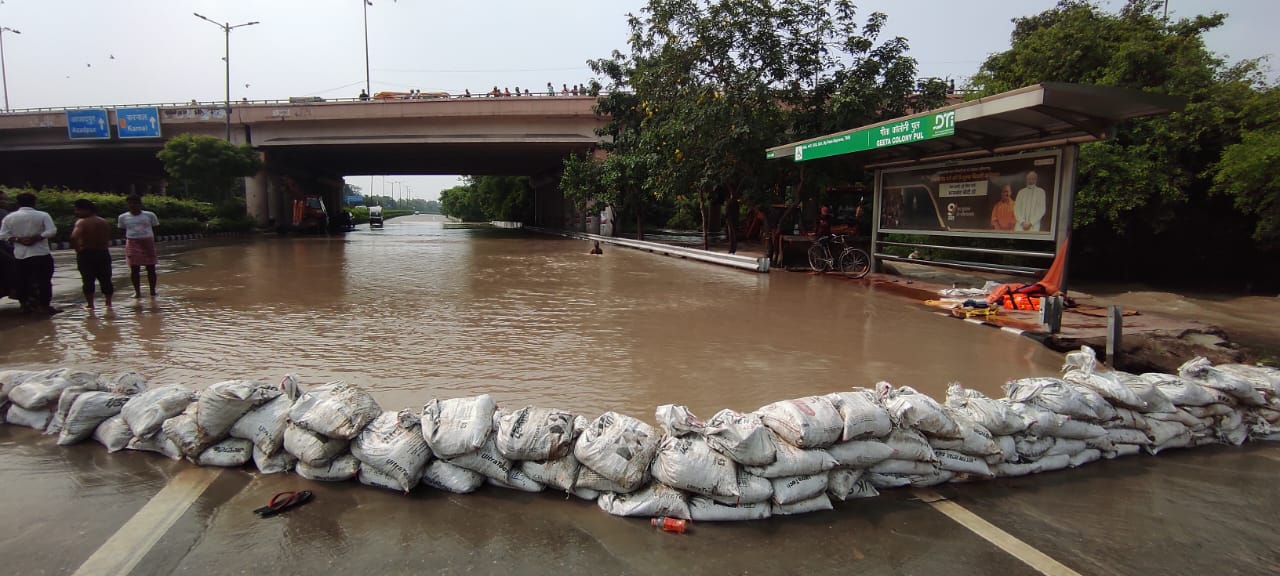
[789,110,955,162]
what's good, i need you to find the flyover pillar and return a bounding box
[531,173,564,228]
[245,171,270,226]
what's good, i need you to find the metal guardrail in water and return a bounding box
[529,227,769,273]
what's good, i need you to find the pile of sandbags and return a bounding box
[2,351,1278,524]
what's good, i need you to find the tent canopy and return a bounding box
[765,83,1185,168]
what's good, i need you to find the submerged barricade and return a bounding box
[1,347,1278,522]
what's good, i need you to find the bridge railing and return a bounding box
[0,92,613,115]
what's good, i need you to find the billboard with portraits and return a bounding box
[877,151,1061,240]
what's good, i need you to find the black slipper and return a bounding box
[254,491,314,517]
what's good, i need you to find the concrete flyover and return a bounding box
[0,96,607,229]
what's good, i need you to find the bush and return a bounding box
[1,186,223,242]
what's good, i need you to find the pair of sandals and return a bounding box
[253,491,314,518]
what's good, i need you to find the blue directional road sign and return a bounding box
[66,109,111,140]
[115,107,162,139]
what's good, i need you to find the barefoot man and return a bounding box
[71,199,115,309]
[118,195,160,298]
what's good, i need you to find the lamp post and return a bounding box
[193,13,259,141]
[0,26,20,113]
[362,0,372,96]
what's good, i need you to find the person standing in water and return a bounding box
[118,195,160,298]
[70,199,115,309]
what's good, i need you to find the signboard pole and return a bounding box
[1055,144,1079,294]
[871,168,883,274]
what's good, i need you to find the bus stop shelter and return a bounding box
[765,82,1183,290]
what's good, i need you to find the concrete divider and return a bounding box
[530,227,769,273]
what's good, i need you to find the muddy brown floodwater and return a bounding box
[0,214,1064,418]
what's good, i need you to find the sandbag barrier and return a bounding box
[1,349,1278,522]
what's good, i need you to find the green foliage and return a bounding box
[0,186,235,242]
[156,134,262,203]
[438,176,532,222]
[972,0,1277,287]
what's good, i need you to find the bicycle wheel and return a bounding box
[807,244,829,272]
[839,248,871,278]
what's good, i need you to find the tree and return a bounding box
[971,0,1277,288]
[156,134,262,204]
[1213,86,1280,249]
[438,176,532,222]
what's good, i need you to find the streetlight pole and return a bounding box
[362,0,372,96]
[0,27,20,113]
[194,13,259,141]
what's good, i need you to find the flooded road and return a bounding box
[0,214,1063,417]
[2,216,1279,575]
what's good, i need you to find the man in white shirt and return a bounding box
[118,195,161,298]
[0,192,59,314]
[1014,170,1047,232]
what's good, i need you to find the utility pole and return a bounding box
[362,0,372,96]
[0,27,20,112]
[194,13,259,141]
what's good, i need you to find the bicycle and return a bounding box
[808,235,871,278]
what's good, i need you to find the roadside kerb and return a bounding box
[529,227,770,273]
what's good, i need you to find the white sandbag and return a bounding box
[654,404,704,437]
[1142,373,1216,407]
[7,404,52,430]
[1111,372,1176,413]
[1146,410,1209,430]
[57,391,130,445]
[121,384,197,437]
[1110,408,1151,432]
[1145,419,1189,446]
[287,381,380,440]
[195,438,253,467]
[650,435,739,498]
[0,370,37,403]
[360,465,412,492]
[597,483,691,519]
[162,405,214,457]
[283,422,350,466]
[1010,402,1071,437]
[689,496,772,521]
[105,371,147,395]
[945,384,1026,435]
[520,453,581,493]
[935,450,994,477]
[1005,377,1099,420]
[995,435,1018,462]
[771,493,833,515]
[882,429,937,462]
[487,468,545,492]
[575,466,635,493]
[871,459,938,476]
[1084,435,1117,452]
[867,472,913,489]
[881,469,955,487]
[296,453,360,482]
[1036,453,1071,472]
[1015,436,1054,460]
[572,487,600,501]
[1146,429,1192,455]
[127,432,183,460]
[770,474,829,505]
[825,439,896,469]
[45,386,90,436]
[883,385,961,439]
[1216,410,1244,432]
[93,415,133,452]
[230,394,292,455]
[421,394,497,458]
[1105,427,1151,445]
[252,446,297,474]
[1063,370,1147,411]
[744,431,838,478]
[1043,438,1087,457]
[710,469,774,505]
[196,379,281,440]
[827,469,880,501]
[1105,443,1143,458]
[756,396,843,448]
[421,460,485,493]
[1051,419,1108,440]
[1062,346,1099,374]
[9,377,74,410]
[351,410,432,492]
[826,389,893,441]
[993,461,1040,477]
[1217,364,1280,398]
[447,427,516,481]
[702,409,776,466]
[496,406,580,461]
[1219,424,1248,446]
[1179,357,1266,406]
[1061,381,1119,422]
[573,412,659,492]
[928,412,1001,456]
[1185,404,1236,419]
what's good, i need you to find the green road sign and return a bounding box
[788,110,956,162]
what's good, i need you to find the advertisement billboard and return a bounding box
[877,151,1061,240]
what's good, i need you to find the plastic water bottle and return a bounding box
[651,516,688,533]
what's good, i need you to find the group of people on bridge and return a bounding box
[357,82,595,101]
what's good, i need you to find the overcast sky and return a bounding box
[1,0,1274,200]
